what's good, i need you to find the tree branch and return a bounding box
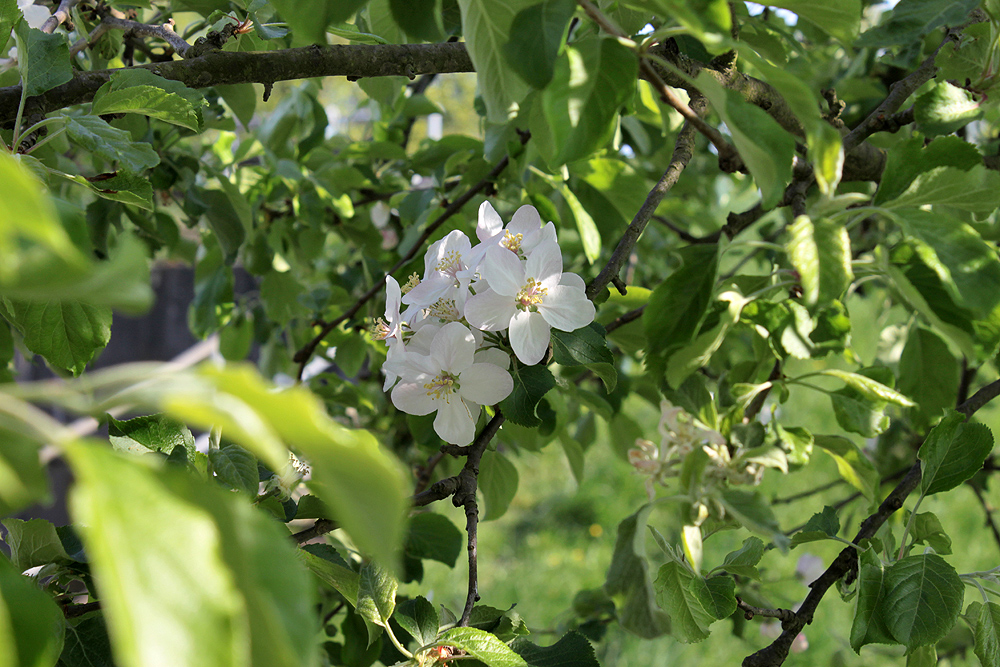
[736,597,796,624]
[40,0,79,34]
[97,16,195,57]
[292,131,530,378]
[291,518,339,545]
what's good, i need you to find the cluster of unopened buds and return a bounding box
[372,202,596,445]
[628,400,765,502]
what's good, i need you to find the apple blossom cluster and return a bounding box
[628,400,766,502]
[371,202,596,446]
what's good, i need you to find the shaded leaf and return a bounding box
[209,443,258,496]
[0,555,64,667]
[458,0,533,122]
[604,504,671,638]
[502,0,575,89]
[395,596,439,647]
[882,554,964,651]
[918,409,994,496]
[550,323,616,392]
[511,631,600,667]
[6,300,111,376]
[500,364,556,427]
[479,449,519,521]
[406,513,462,567]
[814,435,880,501]
[653,561,713,643]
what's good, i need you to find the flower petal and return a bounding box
[482,246,524,297]
[539,284,596,331]
[385,276,401,319]
[510,310,551,365]
[474,347,511,369]
[430,322,475,373]
[460,362,514,405]
[402,274,452,307]
[433,397,477,445]
[477,201,503,242]
[559,271,586,291]
[391,382,437,415]
[508,204,542,236]
[526,241,562,285]
[465,289,517,331]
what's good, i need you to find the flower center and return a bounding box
[516,277,547,311]
[423,372,459,401]
[436,250,463,278]
[370,317,391,340]
[401,273,420,295]
[429,298,461,322]
[501,231,524,255]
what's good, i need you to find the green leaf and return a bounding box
[858,0,978,48]
[502,0,575,89]
[641,0,729,49]
[819,369,915,407]
[511,631,600,667]
[898,327,959,430]
[390,0,443,41]
[437,627,528,667]
[0,429,49,516]
[500,363,556,427]
[790,505,840,547]
[65,116,161,173]
[542,37,637,164]
[270,0,367,45]
[107,413,196,457]
[710,536,764,579]
[15,23,72,97]
[814,435,880,501]
[297,545,360,604]
[906,644,936,667]
[0,555,64,667]
[467,605,529,642]
[895,209,1000,319]
[558,183,602,264]
[0,518,71,571]
[907,511,952,555]
[653,561,714,643]
[786,215,853,308]
[874,135,982,207]
[395,596,439,647]
[6,300,111,376]
[208,443,258,496]
[293,494,330,520]
[718,489,789,552]
[882,554,964,651]
[198,189,248,265]
[643,244,719,363]
[479,448,519,521]
[91,70,205,132]
[0,0,17,56]
[59,615,114,667]
[764,0,860,42]
[851,547,895,652]
[357,560,397,642]
[914,81,982,136]
[406,513,463,567]
[695,576,737,620]
[550,323,616,391]
[884,165,1000,219]
[165,365,409,568]
[918,409,994,496]
[216,83,257,128]
[458,0,533,122]
[604,504,671,638]
[65,170,154,210]
[65,442,318,667]
[693,71,795,209]
[972,601,1000,667]
[830,374,891,439]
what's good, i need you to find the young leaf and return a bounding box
[437,627,528,667]
[395,596,439,647]
[884,165,1000,219]
[559,183,602,264]
[918,410,994,496]
[6,300,111,376]
[458,0,533,122]
[542,37,637,164]
[0,555,64,667]
[972,601,1000,667]
[14,23,72,97]
[406,513,463,567]
[786,215,853,308]
[65,117,161,173]
[551,323,617,391]
[1,518,71,571]
[643,244,719,362]
[695,576,737,620]
[907,512,952,555]
[874,135,982,206]
[914,81,982,135]
[511,631,600,667]
[357,561,398,641]
[765,0,860,42]
[710,536,765,579]
[65,441,318,667]
[851,547,895,652]
[653,561,714,643]
[107,413,196,458]
[208,443,258,496]
[790,506,840,547]
[882,554,964,651]
[91,70,205,132]
[814,435,880,502]
[819,369,915,406]
[898,327,960,430]
[479,449,519,521]
[502,0,575,89]
[297,545,360,604]
[604,504,671,638]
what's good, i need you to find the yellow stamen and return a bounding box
[429,298,461,322]
[516,277,548,311]
[501,231,524,254]
[371,317,391,340]
[423,372,458,401]
[401,273,420,295]
[436,250,463,275]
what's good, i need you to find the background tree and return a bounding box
[3,1,1000,666]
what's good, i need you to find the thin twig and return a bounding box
[653,215,718,244]
[292,132,530,378]
[587,98,704,299]
[969,482,1000,554]
[97,16,194,57]
[736,597,796,624]
[40,0,80,34]
[62,600,101,618]
[604,306,645,334]
[291,518,339,545]
[772,478,844,505]
[413,450,446,495]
